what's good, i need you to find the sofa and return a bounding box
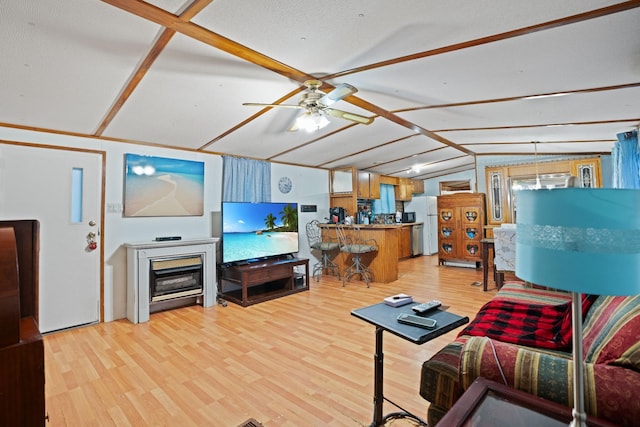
[419,282,640,426]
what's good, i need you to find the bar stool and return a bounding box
[305,220,340,281]
[335,224,378,287]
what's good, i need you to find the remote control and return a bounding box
[397,313,437,329]
[412,300,442,314]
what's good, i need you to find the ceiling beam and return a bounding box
[94,0,213,136]
[101,0,473,156]
[434,117,640,134]
[101,0,316,83]
[326,1,640,80]
[392,82,640,114]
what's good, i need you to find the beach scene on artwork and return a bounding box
[124,154,204,217]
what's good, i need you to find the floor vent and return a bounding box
[238,419,264,427]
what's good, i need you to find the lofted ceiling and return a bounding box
[1,0,639,179]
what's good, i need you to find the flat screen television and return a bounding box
[221,201,299,264]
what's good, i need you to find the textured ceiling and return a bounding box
[1,0,639,179]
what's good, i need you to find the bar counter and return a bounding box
[318,223,420,283]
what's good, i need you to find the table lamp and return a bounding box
[515,188,640,427]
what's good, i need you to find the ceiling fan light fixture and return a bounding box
[296,111,329,132]
[244,81,372,130]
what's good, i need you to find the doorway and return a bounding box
[439,180,471,195]
[0,142,104,333]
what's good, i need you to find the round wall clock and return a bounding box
[278,176,292,194]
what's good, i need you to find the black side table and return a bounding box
[352,302,469,427]
[438,377,618,427]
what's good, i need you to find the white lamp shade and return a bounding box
[515,188,640,296]
[295,111,329,132]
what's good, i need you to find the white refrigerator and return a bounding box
[405,195,438,255]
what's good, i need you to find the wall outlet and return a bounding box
[107,203,123,213]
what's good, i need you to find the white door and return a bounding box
[0,143,103,333]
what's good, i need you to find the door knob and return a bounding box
[86,232,98,251]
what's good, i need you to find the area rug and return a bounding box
[237,419,264,427]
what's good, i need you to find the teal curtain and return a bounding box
[372,184,396,214]
[612,130,640,189]
[222,156,271,202]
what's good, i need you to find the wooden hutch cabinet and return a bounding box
[437,193,486,266]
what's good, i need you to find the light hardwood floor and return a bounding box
[44,255,499,426]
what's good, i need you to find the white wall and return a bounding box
[0,127,329,321]
[271,163,331,262]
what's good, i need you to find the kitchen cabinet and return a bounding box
[357,171,380,199]
[437,193,485,266]
[331,167,355,194]
[319,224,400,283]
[330,193,357,219]
[397,226,412,259]
[411,179,424,194]
[394,177,412,201]
[330,167,357,217]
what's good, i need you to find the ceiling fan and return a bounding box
[243,80,374,131]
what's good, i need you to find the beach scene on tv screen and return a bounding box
[223,202,299,263]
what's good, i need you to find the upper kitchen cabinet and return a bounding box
[357,171,380,199]
[330,167,357,216]
[411,179,424,195]
[394,178,413,201]
[331,167,356,194]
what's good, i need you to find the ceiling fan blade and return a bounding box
[324,108,374,125]
[243,102,303,109]
[319,83,358,106]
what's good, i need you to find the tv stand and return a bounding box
[218,257,309,306]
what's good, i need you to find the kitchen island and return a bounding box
[319,223,420,284]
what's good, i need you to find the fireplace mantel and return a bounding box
[125,238,218,324]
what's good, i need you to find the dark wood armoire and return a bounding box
[0,220,45,426]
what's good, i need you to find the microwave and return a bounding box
[402,212,416,223]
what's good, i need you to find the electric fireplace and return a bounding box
[150,255,203,302]
[125,238,218,324]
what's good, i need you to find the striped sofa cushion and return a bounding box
[493,282,571,305]
[583,295,640,371]
[460,335,640,427]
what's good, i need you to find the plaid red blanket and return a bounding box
[458,294,598,350]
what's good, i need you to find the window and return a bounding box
[71,168,83,223]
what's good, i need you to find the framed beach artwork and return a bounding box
[123,153,205,217]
